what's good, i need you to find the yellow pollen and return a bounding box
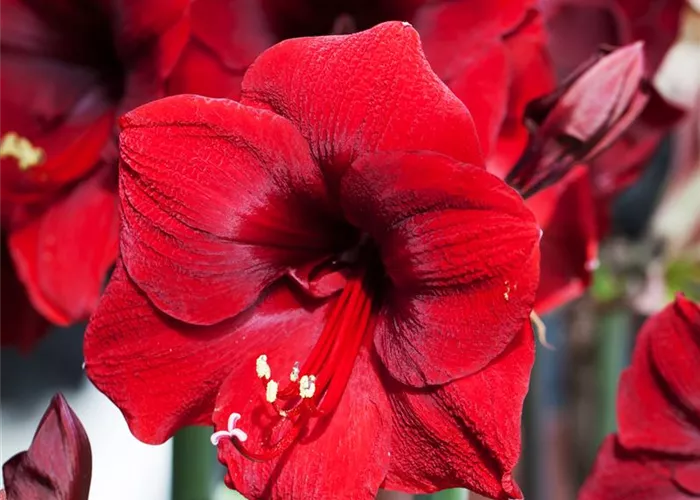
[265,380,279,403]
[299,375,316,399]
[289,362,300,382]
[0,132,44,170]
[256,354,271,380]
[504,281,511,301]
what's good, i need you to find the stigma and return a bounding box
[0,132,44,170]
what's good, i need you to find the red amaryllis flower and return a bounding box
[580,295,700,499]
[2,394,92,500]
[85,23,541,499]
[0,0,190,347]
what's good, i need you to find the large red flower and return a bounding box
[579,295,700,499]
[2,394,92,500]
[85,23,541,499]
[0,0,190,347]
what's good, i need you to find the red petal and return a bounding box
[167,40,245,99]
[118,95,343,325]
[382,321,534,500]
[0,236,49,352]
[528,167,598,313]
[445,42,510,158]
[187,0,274,78]
[84,261,330,444]
[340,151,540,386]
[214,346,391,500]
[673,461,700,496]
[617,297,700,455]
[240,22,483,183]
[490,10,556,176]
[7,166,118,325]
[648,296,700,423]
[2,394,92,500]
[579,436,687,500]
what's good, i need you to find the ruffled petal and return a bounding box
[7,166,118,326]
[579,436,687,500]
[617,297,700,456]
[118,94,344,325]
[340,151,540,386]
[241,21,483,184]
[649,296,700,422]
[84,261,330,444]
[382,322,534,500]
[2,394,92,500]
[213,346,391,500]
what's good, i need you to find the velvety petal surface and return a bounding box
[382,321,535,500]
[118,95,345,325]
[617,297,700,455]
[2,394,91,500]
[84,261,331,444]
[8,166,118,326]
[579,436,689,500]
[213,344,391,500]
[340,151,540,386]
[241,22,483,184]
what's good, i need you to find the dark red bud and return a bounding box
[2,394,92,500]
[507,42,648,197]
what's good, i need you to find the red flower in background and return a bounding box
[0,0,190,348]
[86,23,541,499]
[2,394,92,500]
[580,295,700,499]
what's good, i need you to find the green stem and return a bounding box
[172,426,216,500]
[416,489,469,500]
[596,309,631,445]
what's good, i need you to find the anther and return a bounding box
[0,132,44,170]
[299,375,316,399]
[265,380,279,403]
[256,354,271,380]
[289,362,300,382]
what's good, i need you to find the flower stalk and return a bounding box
[172,427,216,500]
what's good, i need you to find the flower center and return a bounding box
[225,271,375,461]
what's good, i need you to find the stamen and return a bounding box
[299,375,317,399]
[230,271,375,462]
[256,354,271,380]
[289,362,300,382]
[0,132,44,170]
[265,380,279,403]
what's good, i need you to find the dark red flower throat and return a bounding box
[227,241,382,461]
